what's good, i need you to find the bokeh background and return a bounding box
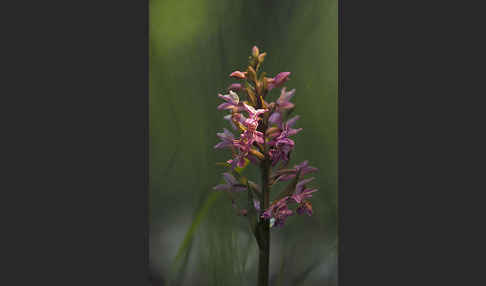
[149,0,337,285]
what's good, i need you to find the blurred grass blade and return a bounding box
[170,165,249,284]
[169,191,221,281]
[276,253,286,286]
[173,239,193,286]
[292,242,337,285]
[292,259,321,286]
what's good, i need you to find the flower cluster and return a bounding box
[213,46,319,227]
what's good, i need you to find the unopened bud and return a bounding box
[227,83,243,92]
[258,52,266,63]
[249,148,265,160]
[229,71,247,79]
[252,46,259,58]
[247,66,257,82]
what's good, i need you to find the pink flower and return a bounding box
[217,91,241,111]
[267,72,291,91]
[243,103,267,118]
[282,115,303,136]
[276,87,295,110]
[240,103,267,145]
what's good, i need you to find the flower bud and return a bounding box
[249,148,265,160]
[247,66,257,83]
[273,72,290,86]
[252,46,259,58]
[227,83,243,92]
[229,71,247,79]
[246,86,257,106]
[258,52,266,63]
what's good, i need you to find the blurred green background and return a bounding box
[149,0,337,285]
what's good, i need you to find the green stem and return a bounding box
[258,158,270,286]
[255,73,271,286]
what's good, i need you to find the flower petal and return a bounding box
[213,184,228,191]
[223,172,238,185]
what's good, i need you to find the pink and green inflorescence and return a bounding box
[213,46,318,228]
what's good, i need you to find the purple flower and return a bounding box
[268,112,282,125]
[214,128,235,149]
[282,115,303,137]
[268,137,295,166]
[262,197,286,219]
[227,154,247,169]
[213,172,247,192]
[273,207,293,227]
[214,49,319,224]
[217,91,241,111]
[291,177,318,204]
[268,116,304,165]
[276,87,295,110]
[262,197,294,227]
[260,177,317,225]
[269,88,296,125]
[267,72,291,91]
[296,201,313,216]
[268,115,302,140]
[277,161,319,182]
